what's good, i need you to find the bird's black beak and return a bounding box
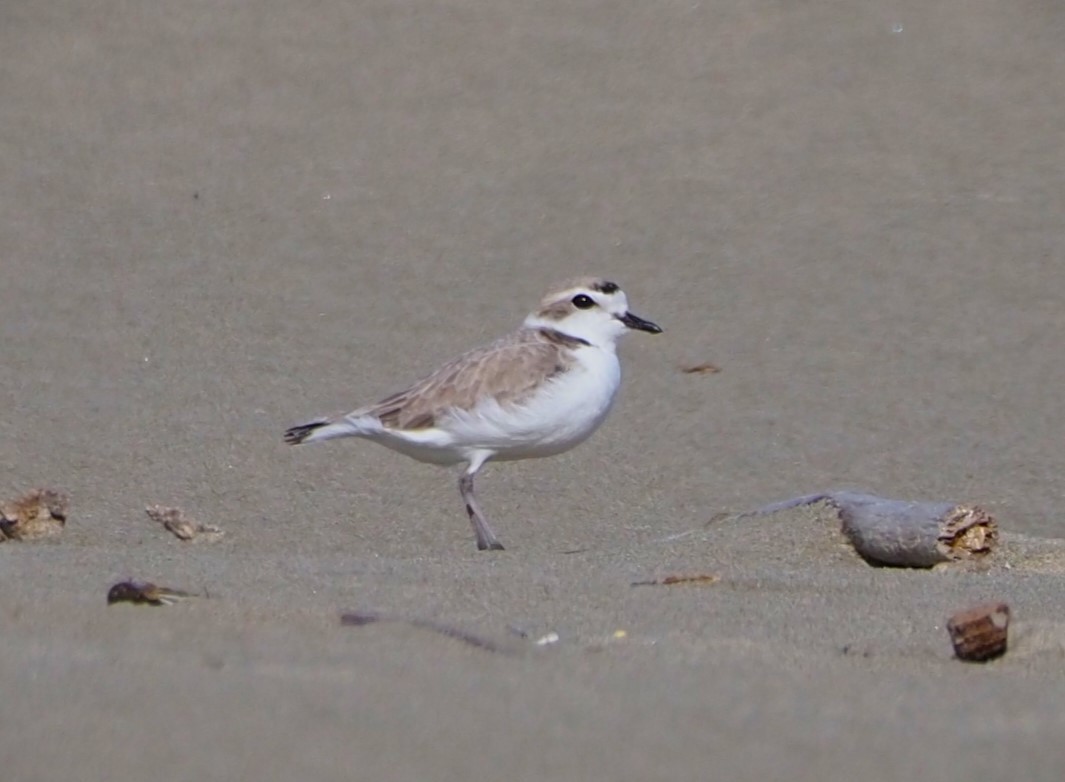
[618,311,663,334]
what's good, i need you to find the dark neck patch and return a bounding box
[538,328,591,349]
[593,280,619,294]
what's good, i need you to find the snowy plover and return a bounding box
[284,277,661,550]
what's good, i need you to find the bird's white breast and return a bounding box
[443,343,622,462]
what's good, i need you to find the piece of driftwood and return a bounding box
[748,490,997,567]
[946,601,1010,662]
[0,488,68,541]
[146,505,224,542]
[107,580,196,606]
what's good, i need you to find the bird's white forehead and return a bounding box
[537,277,628,313]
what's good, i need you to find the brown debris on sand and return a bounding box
[631,573,720,587]
[680,362,721,375]
[107,580,196,606]
[146,505,224,542]
[746,490,997,568]
[0,488,68,541]
[947,601,1010,662]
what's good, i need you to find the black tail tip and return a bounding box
[283,420,327,445]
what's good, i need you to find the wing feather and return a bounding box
[365,330,571,430]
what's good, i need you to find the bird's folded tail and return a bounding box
[283,415,377,445]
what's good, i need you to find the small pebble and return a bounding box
[534,632,560,646]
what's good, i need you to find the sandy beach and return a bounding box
[4,1,1065,779]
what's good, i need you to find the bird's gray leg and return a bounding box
[458,470,504,551]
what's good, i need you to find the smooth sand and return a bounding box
[4,1,1065,779]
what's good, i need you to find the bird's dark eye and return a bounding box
[572,294,595,309]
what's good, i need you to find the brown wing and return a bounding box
[365,331,572,430]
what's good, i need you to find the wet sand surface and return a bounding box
[4,1,1065,779]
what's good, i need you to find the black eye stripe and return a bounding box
[596,281,619,294]
[571,294,596,309]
